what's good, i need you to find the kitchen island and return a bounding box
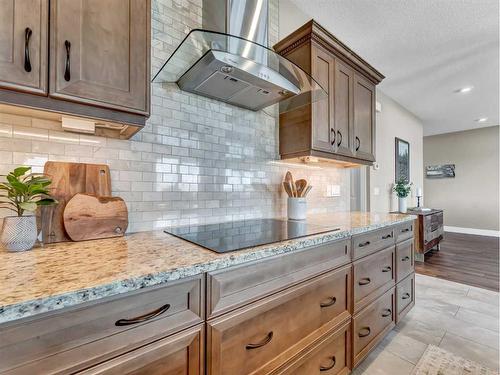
[0,212,416,374]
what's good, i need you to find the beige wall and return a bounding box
[370,91,424,212]
[423,126,500,231]
[278,0,310,39]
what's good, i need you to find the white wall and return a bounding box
[423,126,499,231]
[370,90,424,212]
[279,0,310,39]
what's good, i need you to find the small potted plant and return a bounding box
[0,166,57,251]
[393,179,412,213]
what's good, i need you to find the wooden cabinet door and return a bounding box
[80,325,204,375]
[311,44,335,153]
[334,60,354,157]
[49,0,150,114]
[0,0,48,94]
[353,74,375,162]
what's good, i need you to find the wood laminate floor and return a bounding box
[415,232,499,291]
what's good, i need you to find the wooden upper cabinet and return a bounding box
[311,44,335,153]
[353,74,376,162]
[49,0,150,115]
[0,0,48,95]
[334,60,354,157]
[274,20,384,166]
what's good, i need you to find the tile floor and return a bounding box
[352,274,500,374]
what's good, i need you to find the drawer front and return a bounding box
[353,287,395,365]
[396,239,414,282]
[207,266,352,375]
[396,221,414,243]
[0,276,203,374]
[80,324,203,375]
[352,227,395,260]
[208,239,350,318]
[353,246,395,311]
[277,322,351,375]
[396,273,415,323]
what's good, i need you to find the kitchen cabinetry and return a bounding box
[274,20,384,166]
[0,0,150,138]
[0,221,415,374]
[0,0,48,95]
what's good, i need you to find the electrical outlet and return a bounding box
[331,185,341,196]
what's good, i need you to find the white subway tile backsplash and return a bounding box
[0,0,350,232]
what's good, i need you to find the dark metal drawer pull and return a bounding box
[24,27,32,72]
[330,128,336,146]
[401,228,411,233]
[337,130,343,147]
[401,256,410,262]
[246,331,273,350]
[358,327,371,338]
[355,136,360,151]
[320,296,337,308]
[382,266,392,273]
[381,309,392,317]
[358,241,371,247]
[382,234,392,240]
[115,303,171,326]
[358,278,371,286]
[402,293,411,300]
[64,40,71,81]
[320,356,336,372]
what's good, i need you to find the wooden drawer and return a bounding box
[396,273,415,323]
[396,239,414,282]
[272,321,351,375]
[353,246,395,312]
[352,226,395,260]
[396,221,414,243]
[207,239,350,318]
[80,324,204,375]
[207,266,352,375]
[0,276,203,374]
[352,287,395,366]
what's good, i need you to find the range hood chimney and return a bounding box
[152,0,326,113]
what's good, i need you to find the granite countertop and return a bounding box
[0,212,415,324]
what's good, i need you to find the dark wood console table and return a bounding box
[407,208,444,262]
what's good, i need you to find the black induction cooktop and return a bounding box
[164,219,339,253]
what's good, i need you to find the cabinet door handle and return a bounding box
[355,136,360,151]
[246,331,273,350]
[382,266,392,273]
[320,296,337,308]
[402,293,411,300]
[115,303,170,326]
[337,130,342,147]
[358,327,371,338]
[358,277,371,286]
[64,40,71,81]
[330,128,336,146]
[402,256,410,262]
[358,241,370,248]
[401,228,411,233]
[320,356,336,372]
[382,234,392,240]
[381,308,392,317]
[24,27,32,72]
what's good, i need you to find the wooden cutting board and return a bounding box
[41,162,112,243]
[63,194,128,241]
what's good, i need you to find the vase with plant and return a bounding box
[393,179,412,213]
[0,166,57,251]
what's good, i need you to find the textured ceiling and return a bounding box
[289,0,499,135]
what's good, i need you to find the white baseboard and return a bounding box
[444,226,500,237]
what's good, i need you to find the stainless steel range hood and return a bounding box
[152,0,326,113]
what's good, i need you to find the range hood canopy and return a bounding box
[152,29,327,113]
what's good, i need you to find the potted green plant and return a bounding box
[0,166,57,251]
[393,179,412,213]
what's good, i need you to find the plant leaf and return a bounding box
[36,198,58,206]
[19,202,37,212]
[13,166,31,177]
